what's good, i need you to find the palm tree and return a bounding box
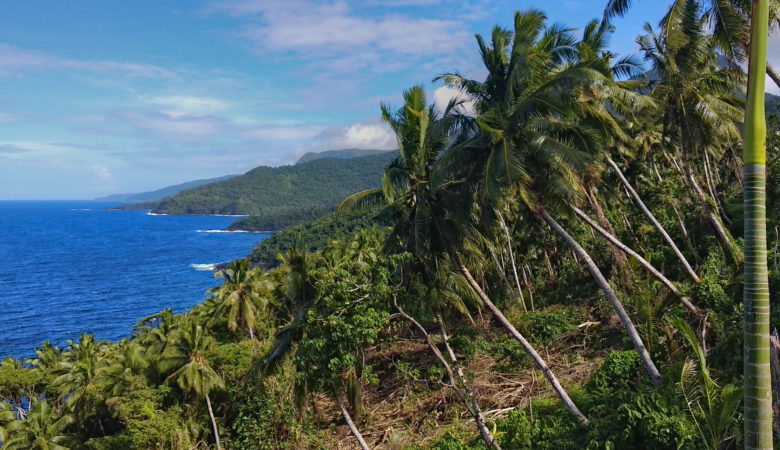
[741,1,772,447]
[439,10,662,385]
[1,399,76,450]
[135,308,179,375]
[207,259,268,339]
[638,2,744,263]
[339,83,590,424]
[51,334,106,431]
[603,0,780,88]
[158,318,224,450]
[98,340,148,404]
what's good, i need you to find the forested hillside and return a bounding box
[295,148,392,164]
[2,3,779,450]
[153,151,396,216]
[96,175,235,203]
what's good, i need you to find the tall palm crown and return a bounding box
[437,10,613,219]
[158,319,223,398]
[52,334,106,421]
[639,1,743,153]
[339,85,468,264]
[207,259,268,338]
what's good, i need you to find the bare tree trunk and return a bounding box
[606,157,700,283]
[679,143,741,263]
[454,258,590,424]
[336,393,371,450]
[393,297,500,448]
[539,209,663,385]
[498,211,527,313]
[703,151,731,226]
[571,206,700,316]
[585,187,631,280]
[523,265,535,312]
[438,316,502,449]
[205,393,222,450]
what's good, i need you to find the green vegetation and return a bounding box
[248,206,388,268]
[4,2,779,449]
[295,148,392,165]
[98,176,236,203]
[153,151,396,216]
[227,205,333,232]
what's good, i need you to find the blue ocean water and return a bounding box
[0,201,269,359]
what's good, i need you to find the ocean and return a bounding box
[0,201,269,359]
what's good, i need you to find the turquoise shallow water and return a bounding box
[0,201,269,358]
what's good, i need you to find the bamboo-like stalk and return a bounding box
[743,1,772,448]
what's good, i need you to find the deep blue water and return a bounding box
[0,201,269,359]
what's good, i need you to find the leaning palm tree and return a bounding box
[339,83,590,425]
[1,399,77,450]
[742,1,772,448]
[638,2,744,263]
[439,10,663,385]
[207,259,268,339]
[158,318,224,450]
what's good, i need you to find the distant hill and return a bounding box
[96,175,236,203]
[295,148,393,165]
[153,151,397,216]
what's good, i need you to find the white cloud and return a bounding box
[313,117,396,150]
[107,111,227,141]
[433,85,477,116]
[144,96,230,117]
[91,164,114,181]
[211,1,470,74]
[0,43,175,79]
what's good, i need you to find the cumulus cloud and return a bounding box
[0,43,175,79]
[91,164,113,181]
[313,117,396,151]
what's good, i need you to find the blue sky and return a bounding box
[0,0,767,199]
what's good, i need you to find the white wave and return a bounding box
[69,208,94,211]
[196,229,250,234]
[146,212,166,216]
[191,263,221,271]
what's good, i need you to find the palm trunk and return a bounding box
[205,393,221,450]
[539,209,662,385]
[394,298,500,449]
[336,394,370,450]
[454,258,589,424]
[743,2,772,447]
[680,144,741,263]
[498,211,527,312]
[571,206,700,316]
[606,157,700,283]
[438,315,500,450]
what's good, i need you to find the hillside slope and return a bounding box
[96,175,235,203]
[295,148,393,164]
[153,151,396,216]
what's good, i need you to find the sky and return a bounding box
[0,0,776,200]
